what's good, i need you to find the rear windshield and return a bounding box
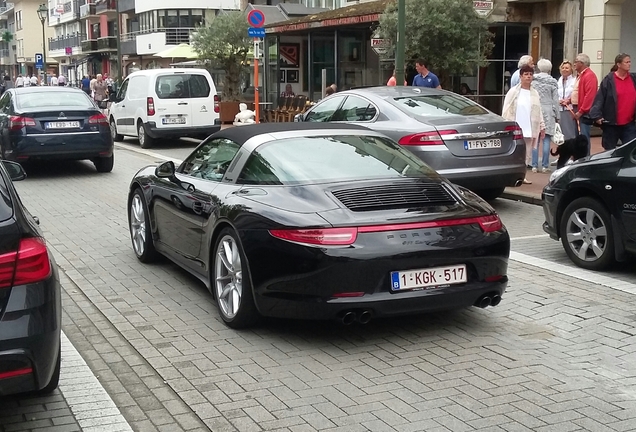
[15,91,94,110]
[155,74,210,99]
[237,135,438,185]
[392,94,488,117]
[0,171,13,222]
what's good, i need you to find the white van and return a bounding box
[109,68,221,148]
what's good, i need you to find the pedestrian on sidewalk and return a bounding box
[571,53,598,155]
[412,59,441,89]
[502,64,545,185]
[510,55,534,88]
[557,60,578,140]
[589,53,636,150]
[532,59,560,173]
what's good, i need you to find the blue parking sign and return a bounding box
[35,53,43,69]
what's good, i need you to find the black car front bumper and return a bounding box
[542,186,561,240]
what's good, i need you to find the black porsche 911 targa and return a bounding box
[127,123,510,328]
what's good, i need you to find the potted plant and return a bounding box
[191,11,251,124]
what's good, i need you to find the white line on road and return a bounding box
[115,142,183,164]
[510,251,636,295]
[59,332,134,432]
[510,234,549,241]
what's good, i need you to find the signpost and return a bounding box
[247,10,266,123]
[35,53,44,70]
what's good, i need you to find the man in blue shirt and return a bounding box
[412,58,441,88]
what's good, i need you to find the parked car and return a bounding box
[127,123,510,328]
[0,87,114,172]
[543,138,636,270]
[295,86,526,201]
[0,160,61,396]
[109,68,221,148]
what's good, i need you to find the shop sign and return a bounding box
[371,38,390,56]
[270,13,381,33]
[473,0,494,17]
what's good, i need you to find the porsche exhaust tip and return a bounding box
[358,310,372,324]
[341,311,356,325]
[514,179,523,187]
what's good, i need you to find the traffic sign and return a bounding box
[247,9,265,28]
[248,27,265,38]
[35,53,44,69]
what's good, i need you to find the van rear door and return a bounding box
[186,73,217,128]
[153,72,192,130]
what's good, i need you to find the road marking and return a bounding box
[510,234,549,241]
[510,251,636,295]
[115,142,183,164]
[59,332,134,431]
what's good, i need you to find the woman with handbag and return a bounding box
[93,74,108,112]
[532,59,560,173]
[502,64,546,185]
[590,53,636,150]
[557,60,578,140]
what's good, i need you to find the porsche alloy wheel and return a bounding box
[213,229,257,328]
[561,197,615,270]
[129,190,157,262]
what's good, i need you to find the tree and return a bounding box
[377,0,493,86]
[191,11,251,101]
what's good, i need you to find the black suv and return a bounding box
[0,160,61,396]
[543,139,636,270]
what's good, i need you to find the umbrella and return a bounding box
[154,43,198,59]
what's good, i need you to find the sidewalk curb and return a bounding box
[501,189,543,206]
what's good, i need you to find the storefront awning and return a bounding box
[266,0,392,34]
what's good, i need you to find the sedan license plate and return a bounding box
[390,264,467,291]
[46,121,80,129]
[162,117,186,125]
[464,139,501,150]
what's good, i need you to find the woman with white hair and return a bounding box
[532,58,560,172]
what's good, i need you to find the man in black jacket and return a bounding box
[590,53,636,150]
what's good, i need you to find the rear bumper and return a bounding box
[442,166,527,190]
[0,263,61,396]
[145,119,221,139]
[6,132,113,161]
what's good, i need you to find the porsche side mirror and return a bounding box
[2,160,26,181]
[155,161,176,178]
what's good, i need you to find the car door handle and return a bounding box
[178,102,188,106]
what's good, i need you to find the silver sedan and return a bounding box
[296,86,526,200]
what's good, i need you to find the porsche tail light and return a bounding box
[0,237,51,289]
[88,113,108,125]
[476,215,503,233]
[9,116,36,131]
[505,125,523,140]
[214,94,220,113]
[0,367,33,380]
[269,228,358,246]
[398,129,457,145]
[147,97,155,116]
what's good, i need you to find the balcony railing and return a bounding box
[95,0,115,14]
[81,39,97,52]
[121,27,196,46]
[79,2,96,18]
[118,0,134,12]
[97,36,116,50]
[0,3,14,15]
[49,32,85,51]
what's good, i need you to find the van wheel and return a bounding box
[110,118,123,141]
[137,122,154,149]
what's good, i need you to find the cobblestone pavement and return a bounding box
[2,141,636,432]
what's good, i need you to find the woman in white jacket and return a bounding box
[502,64,545,185]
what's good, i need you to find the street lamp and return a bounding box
[37,3,47,85]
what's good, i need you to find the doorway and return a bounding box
[550,23,565,79]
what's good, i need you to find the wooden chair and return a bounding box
[274,96,294,122]
[283,95,308,122]
[265,96,285,123]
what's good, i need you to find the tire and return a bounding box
[475,187,505,202]
[94,154,114,173]
[137,122,154,149]
[38,346,60,395]
[560,197,615,270]
[129,188,158,263]
[213,228,258,329]
[110,118,123,141]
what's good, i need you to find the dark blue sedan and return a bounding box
[0,87,114,172]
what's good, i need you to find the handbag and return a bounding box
[553,122,565,146]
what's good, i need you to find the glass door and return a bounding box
[264,35,279,104]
